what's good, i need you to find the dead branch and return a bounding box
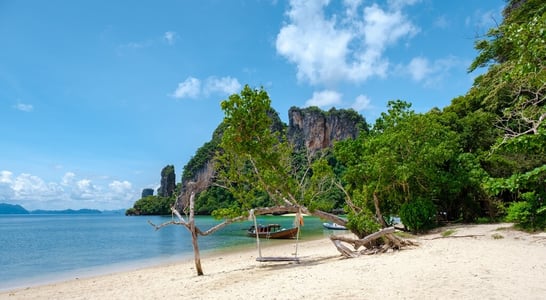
[198,215,247,236]
[329,227,417,258]
[332,240,359,258]
[148,219,188,231]
[334,181,361,214]
[495,81,546,143]
[427,234,485,240]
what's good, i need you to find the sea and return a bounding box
[0,214,332,291]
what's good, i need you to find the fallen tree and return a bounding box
[329,227,418,258]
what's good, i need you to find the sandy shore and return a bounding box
[2,223,545,300]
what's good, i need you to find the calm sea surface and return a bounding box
[0,214,330,290]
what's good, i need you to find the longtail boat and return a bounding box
[247,224,299,239]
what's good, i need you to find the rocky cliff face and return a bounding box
[157,165,176,197]
[287,107,367,152]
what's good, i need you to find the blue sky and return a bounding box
[0,0,504,210]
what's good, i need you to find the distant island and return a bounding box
[0,203,124,215]
[31,208,102,215]
[0,203,29,214]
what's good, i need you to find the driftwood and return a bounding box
[428,234,484,240]
[330,227,417,258]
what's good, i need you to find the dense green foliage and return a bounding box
[399,198,437,233]
[182,124,225,182]
[126,196,173,215]
[468,0,546,230]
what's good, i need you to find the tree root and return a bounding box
[330,227,418,258]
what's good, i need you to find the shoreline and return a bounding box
[0,232,324,292]
[3,223,546,299]
[0,251,193,292]
[0,214,328,292]
[0,237,259,292]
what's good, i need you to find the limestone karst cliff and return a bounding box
[157,165,176,198]
[287,106,367,152]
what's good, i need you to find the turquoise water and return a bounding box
[0,214,332,290]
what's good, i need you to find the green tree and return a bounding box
[335,100,485,231]
[214,85,344,222]
[469,0,546,229]
[216,85,293,211]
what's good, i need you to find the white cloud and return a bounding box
[0,171,15,201]
[406,55,460,87]
[11,173,62,199]
[109,180,132,194]
[164,31,177,45]
[14,103,33,112]
[305,90,343,108]
[343,0,363,19]
[363,4,418,54]
[0,170,13,183]
[172,76,241,99]
[61,172,75,186]
[72,179,99,200]
[407,56,432,82]
[387,0,420,11]
[276,0,419,85]
[351,94,372,111]
[172,77,201,99]
[0,170,139,210]
[204,76,242,96]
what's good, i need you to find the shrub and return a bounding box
[505,192,546,231]
[346,209,381,239]
[505,201,532,224]
[399,197,437,233]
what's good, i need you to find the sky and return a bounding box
[0,0,504,211]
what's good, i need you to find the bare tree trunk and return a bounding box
[188,191,204,276]
[190,223,203,275]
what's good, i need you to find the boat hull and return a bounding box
[247,226,299,239]
[322,222,347,230]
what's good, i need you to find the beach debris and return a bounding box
[329,227,417,258]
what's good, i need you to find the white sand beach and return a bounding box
[2,223,545,300]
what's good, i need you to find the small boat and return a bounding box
[247,224,299,239]
[322,222,347,230]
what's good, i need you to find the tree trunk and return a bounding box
[190,222,203,276]
[189,191,204,276]
[373,192,388,228]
